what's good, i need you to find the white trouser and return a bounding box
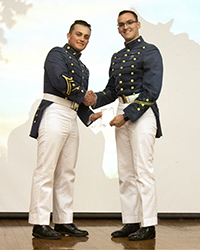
[116,102,157,227]
[29,102,79,225]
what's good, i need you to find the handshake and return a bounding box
[84,90,102,123]
[84,90,126,127]
[83,90,97,107]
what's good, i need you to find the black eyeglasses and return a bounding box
[117,20,138,28]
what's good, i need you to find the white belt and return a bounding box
[118,93,140,104]
[43,93,79,111]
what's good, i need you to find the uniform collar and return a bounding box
[125,36,144,49]
[63,43,82,59]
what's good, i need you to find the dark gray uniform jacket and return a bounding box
[30,43,93,139]
[94,36,163,138]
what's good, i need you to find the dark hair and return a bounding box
[118,10,138,22]
[69,20,91,34]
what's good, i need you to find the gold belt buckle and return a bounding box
[70,102,79,111]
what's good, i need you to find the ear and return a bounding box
[137,22,141,30]
[118,27,121,35]
[67,32,70,41]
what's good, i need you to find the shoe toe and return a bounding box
[111,230,128,237]
[111,231,121,237]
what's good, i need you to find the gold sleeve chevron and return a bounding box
[133,100,154,106]
[62,75,74,95]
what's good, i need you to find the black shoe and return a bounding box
[111,223,140,238]
[128,226,155,241]
[54,223,89,237]
[32,225,62,240]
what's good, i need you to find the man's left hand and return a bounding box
[109,115,126,127]
[90,112,102,122]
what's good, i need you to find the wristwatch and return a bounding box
[123,114,129,122]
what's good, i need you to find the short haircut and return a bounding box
[69,20,91,34]
[118,10,138,22]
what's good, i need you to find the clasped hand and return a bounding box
[83,90,97,106]
[84,91,126,127]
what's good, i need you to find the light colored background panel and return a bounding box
[0,0,200,213]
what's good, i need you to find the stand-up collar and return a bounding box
[125,36,144,49]
[63,43,82,59]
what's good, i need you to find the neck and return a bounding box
[125,35,140,44]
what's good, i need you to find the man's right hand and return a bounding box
[83,90,97,106]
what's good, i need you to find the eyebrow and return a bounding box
[118,19,135,24]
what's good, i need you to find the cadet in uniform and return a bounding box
[84,10,163,241]
[29,20,102,240]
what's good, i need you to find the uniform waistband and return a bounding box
[43,93,79,111]
[118,93,140,104]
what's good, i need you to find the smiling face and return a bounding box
[67,24,91,52]
[117,12,141,43]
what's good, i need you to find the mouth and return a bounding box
[77,42,84,47]
[123,29,131,35]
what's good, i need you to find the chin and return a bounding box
[76,46,84,51]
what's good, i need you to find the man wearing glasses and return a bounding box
[84,10,163,241]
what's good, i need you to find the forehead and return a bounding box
[118,13,136,23]
[73,24,91,36]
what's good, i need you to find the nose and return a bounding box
[124,23,129,28]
